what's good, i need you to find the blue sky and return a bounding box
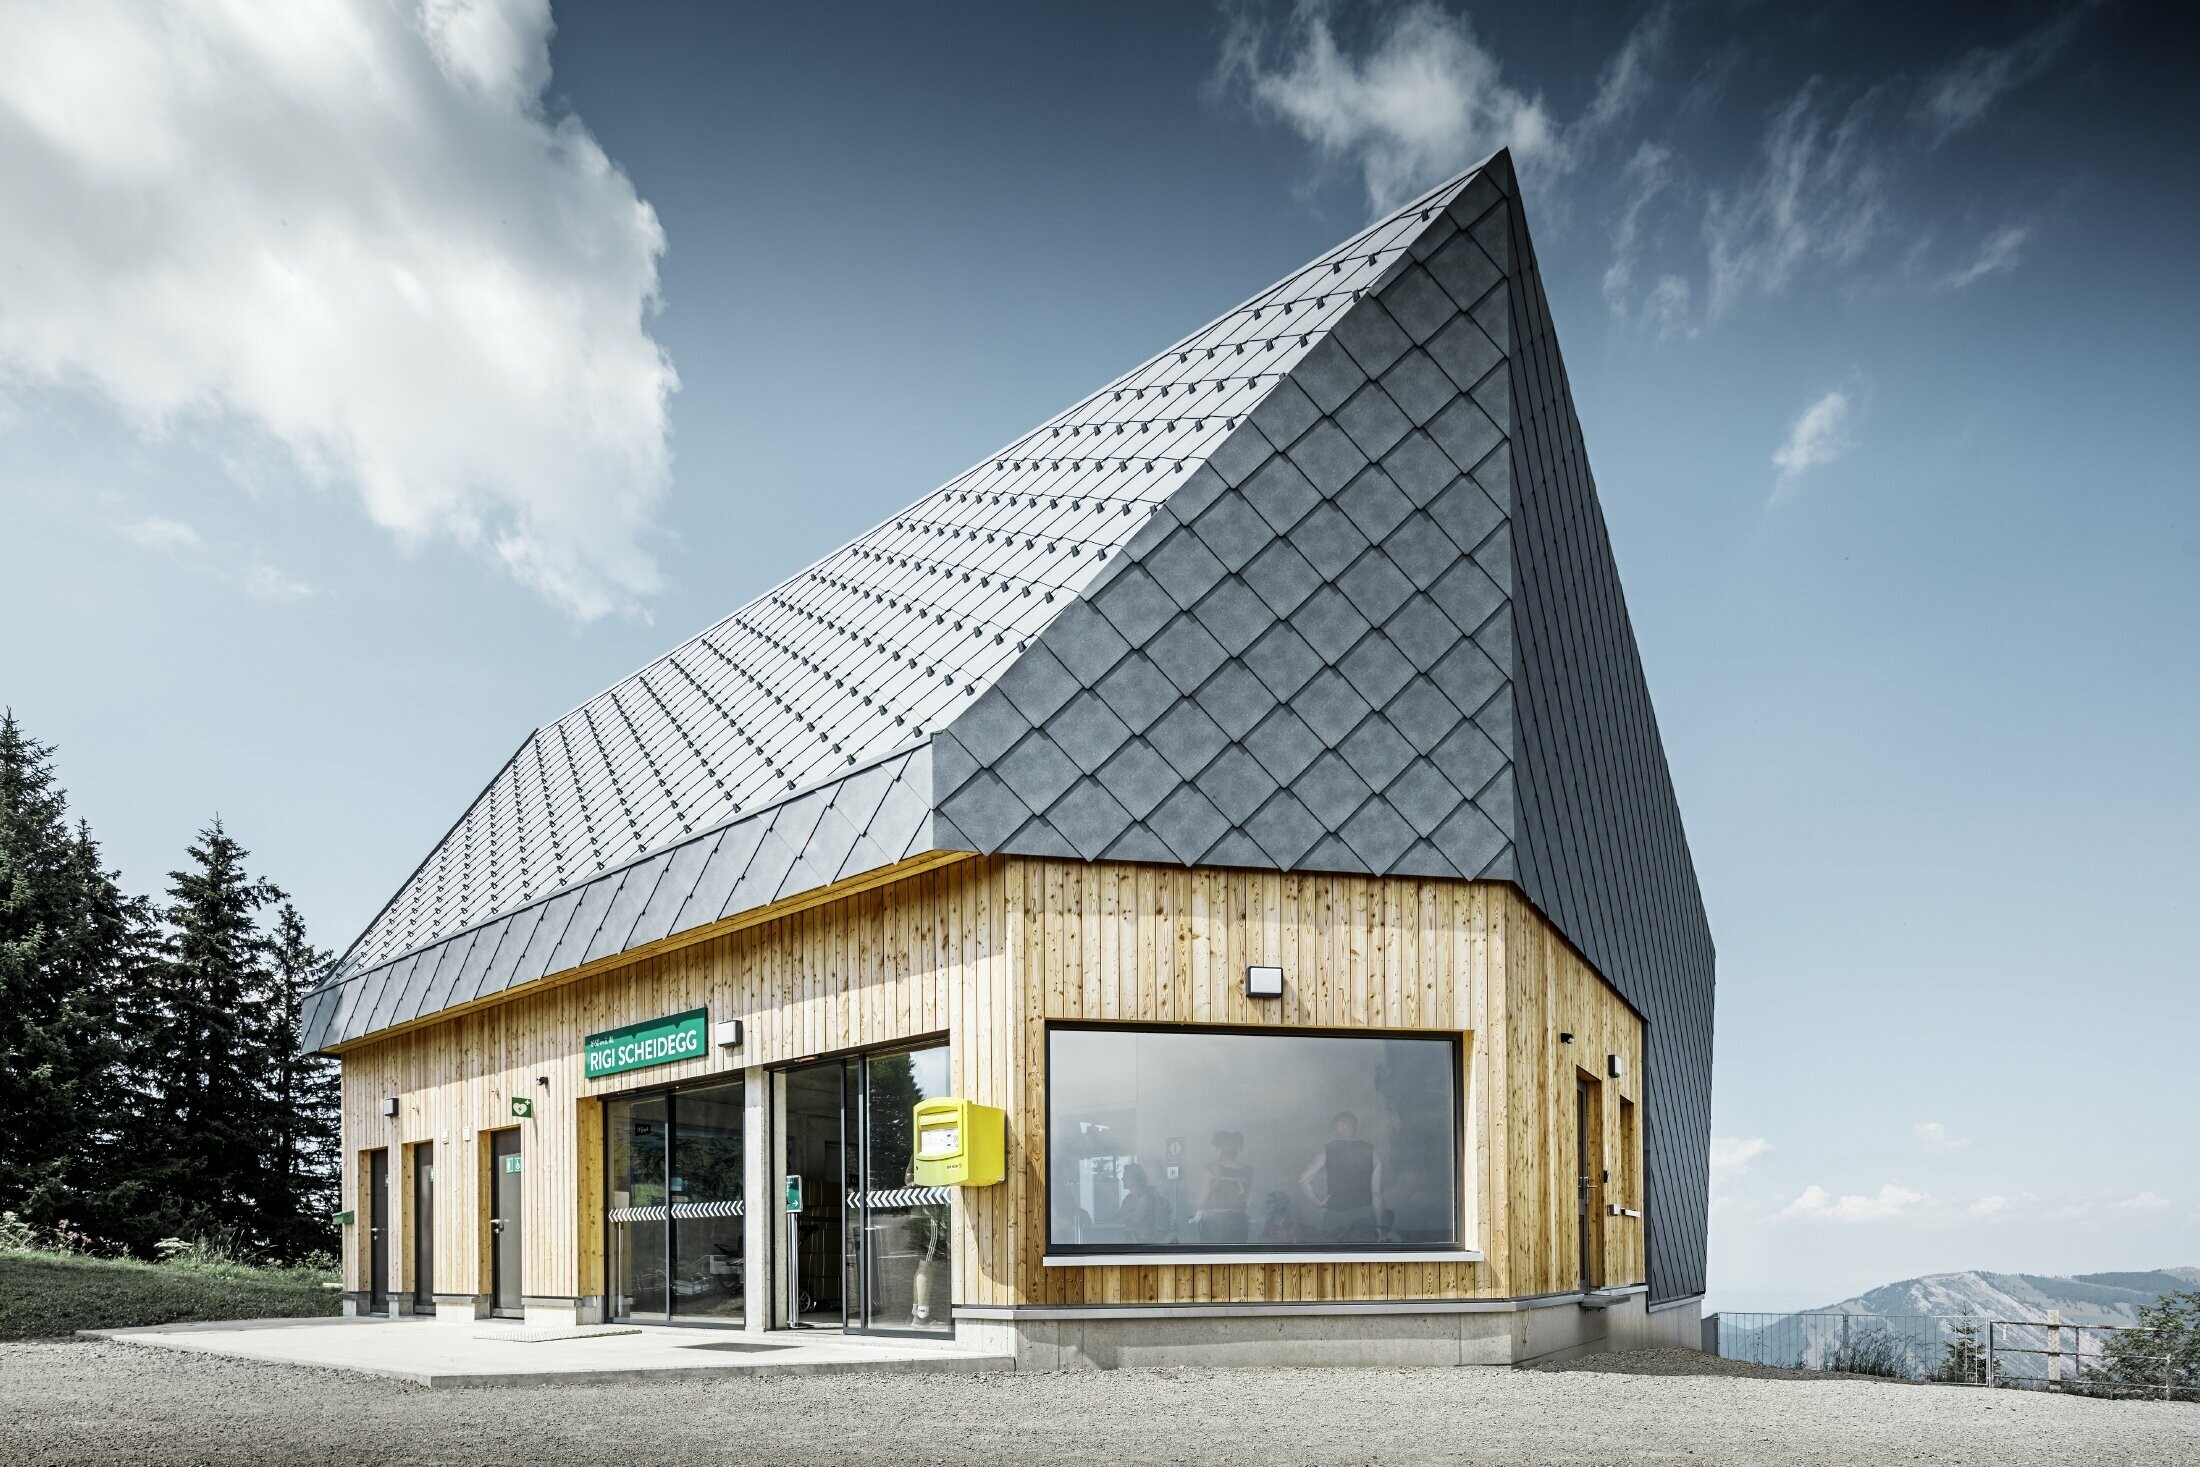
[1,0,2193,1309]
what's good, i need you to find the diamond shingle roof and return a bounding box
[343,180,1448,974]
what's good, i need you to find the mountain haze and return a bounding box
[1811,1268,2200,1325]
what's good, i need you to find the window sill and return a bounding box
[1043,1249,1484,1268]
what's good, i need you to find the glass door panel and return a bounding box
[857,1045,953,1334]
[607,1092,668,1320]
[669,1080,745,1320]
[783,1061,847,1327]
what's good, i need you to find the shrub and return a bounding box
[1827,1327,1917,1379]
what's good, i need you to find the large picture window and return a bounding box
[1046,1025,1462,1254]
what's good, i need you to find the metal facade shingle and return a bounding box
[913,154,1711,1302]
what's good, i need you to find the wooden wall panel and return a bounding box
[338,858,999,1304]
[337,856,1644,1312]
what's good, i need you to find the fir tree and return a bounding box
[1934,1313,1988,1384]
[0,712,127,1231]
[138,819,283,1246]
[2094,1290,2200,1400]
[260,902,339,1259]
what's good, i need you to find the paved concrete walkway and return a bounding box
[82,1316,1011,1388]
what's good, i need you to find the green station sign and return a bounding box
[584,1007,708,1080]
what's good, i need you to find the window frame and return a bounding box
[1040,1020,1475,1264]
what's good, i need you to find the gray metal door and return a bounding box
[412,1143,435,1309]
[368,1149,390,1310]
[490,1131,523,1316]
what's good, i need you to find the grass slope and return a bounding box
[0,1250,339,1341]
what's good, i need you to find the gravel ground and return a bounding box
[1,1340,2191,1466]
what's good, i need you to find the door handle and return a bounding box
[491,1219,504,1234]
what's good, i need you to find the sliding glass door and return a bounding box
[854,1046,953,1335]
[776,1042,954,1336]
[606,1077,744,1323]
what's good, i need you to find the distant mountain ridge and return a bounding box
[1811,1267,2200,1325]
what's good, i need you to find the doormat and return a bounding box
[680,1340,790,1353]
[475,1325,643,1343]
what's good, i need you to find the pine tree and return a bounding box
[0,710,69,1213]
[260,902,339,1260]
[0,713,122,1231]
[138,819,283,1248]
[1935,1312,1988,1384]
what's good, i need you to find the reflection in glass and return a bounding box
[606,1079,744,1323]
[860,1046,952,1333]
[606,1092,668,1317]
[1046,1027,1458,1252]
[670,1081,745,1319]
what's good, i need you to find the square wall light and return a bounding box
[715,1019,744,1049]
[1246,965,1283,999]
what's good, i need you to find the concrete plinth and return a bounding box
[957,1291,1704,1369]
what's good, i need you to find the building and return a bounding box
[304,149,1715,1368]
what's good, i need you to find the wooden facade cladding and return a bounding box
[337,855,1643,1311]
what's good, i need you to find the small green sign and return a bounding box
[503,1154,523,1174]
[510,1096,534,1119]
[783,1174,803,1213]
[333,1208,356,1226]
[584,1007,708,1079]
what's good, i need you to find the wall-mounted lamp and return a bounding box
[1558,1032,1574,1045]
[715,1019,744,1049]
[1607,1054,1623,1078]
[380,1096,399,1118]
[535,1074,550,1088]
[1245,965,1283,999]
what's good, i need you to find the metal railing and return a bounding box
[1713,1312,1969,1380]
[1707,1311,2197,1400]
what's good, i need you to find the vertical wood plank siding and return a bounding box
[337,857,1642,1309]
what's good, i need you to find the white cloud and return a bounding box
[1213,2,1667,215]
[1604,142,1675,317]
[1921,2,2101,145]
[1214,2,1556,213]
[1777,1183,1924,1224]
[1708,1136,1771,1213]
[1643,275,1691,339]
[1943,224,2031,289]
[243,564,314,602]
[2112,1191,2169,1215]
[1575,6,1671,144]
[1966,1194,2020,1218]
[1705,83,1888,320]
[1710,1136,1771,1181]
[1913,1121,1972,1155]
[0,0,677,620]
[117,506,311,602]
[1771,388,1855,499]
[122,516,206,555]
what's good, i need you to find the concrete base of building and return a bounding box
[433,1294,492,1322]
[338,1293,396,1319]
[954,1291,1704,1369]
[520,1295,606,1329]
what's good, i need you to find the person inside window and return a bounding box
[1300,1110,1382,1243]
[1195,1130,1252,1244]
[1117,1161,1171,1244]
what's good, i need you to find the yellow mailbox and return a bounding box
[911,1097,1005,1187]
